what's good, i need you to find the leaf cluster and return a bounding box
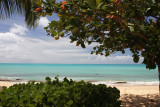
[33,0,160,69]
[0,77,121,107]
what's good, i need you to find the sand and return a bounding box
[0,81,15,87]
[115,85,160,106]
[116,85,159,95]
[0,82,160,106]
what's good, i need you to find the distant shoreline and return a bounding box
[0,80,159,95]
[0,79,159,86]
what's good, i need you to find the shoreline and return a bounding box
[0,80,159,95]
[0,79,159,86]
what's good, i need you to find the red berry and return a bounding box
[60,1,66,9]
[88,17,91,22]
[155,21,157,24]
[35,7,41,12]
[139,48,143,51]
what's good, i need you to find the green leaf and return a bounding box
[88,41,92,45]
[51,30,57,37]
[102,5,108,10]
[129,26,134,32]
[128,23,134,26]
[96,0,103,9]
[67,100,73,105]
[45,77,51,81]
[47,13,52,16]
[121,50,125,54]
[140,25,145,31]
[59,32,64,37]
[133,54,139,63]
[85,0,96,9]
[26,104,35,107]
[81,43,86,48]
[42,13,47,17]
[110,11,115,14]
[65,25,74,30]
[97,2,104,9]
[110,0,115,2]
[71,28,79,35]
[32,0,40,6]
[50,21,57,27]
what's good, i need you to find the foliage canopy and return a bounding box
[33,0,160,70]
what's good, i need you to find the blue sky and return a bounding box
[0,13,143,64]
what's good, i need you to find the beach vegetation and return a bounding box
[0,77,121,107]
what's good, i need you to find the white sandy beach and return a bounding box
[0,81,15,88]
[116,85,159,95]
[0,82,160,106]
[117,85,160,106]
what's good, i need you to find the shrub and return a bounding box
[0,77,121,107]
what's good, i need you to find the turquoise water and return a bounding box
[0,64,158,84]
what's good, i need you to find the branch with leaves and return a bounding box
[32,0,160,91]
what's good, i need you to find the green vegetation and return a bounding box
[0,77,121,107]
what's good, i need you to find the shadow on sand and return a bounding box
[121,94,160,107]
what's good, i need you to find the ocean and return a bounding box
[0,63,158,85]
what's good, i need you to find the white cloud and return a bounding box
[10,24,28,35]
[39,17,50,27]
[0,24,143,64]
[93,55,143,64]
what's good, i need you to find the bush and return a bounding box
[0,77,121,107]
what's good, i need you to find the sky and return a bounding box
[0,13,144,64]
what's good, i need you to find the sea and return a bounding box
[0,63,159,85]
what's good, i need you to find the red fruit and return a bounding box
[106,15,115,19]
[88,17,91,22]
[62,1,66,4]
[60,1,66,9]
[115,0,121,4]
[110,15,115,18]
[106,15,111,19]
[155,21,157,24]
[35,7,41,12]
[139,48,143,51]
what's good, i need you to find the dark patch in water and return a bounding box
[114,82,127,84]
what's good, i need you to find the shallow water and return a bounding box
[0,63,158,85]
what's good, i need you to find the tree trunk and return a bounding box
[156,55,160,94]
[158,64,160,94]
